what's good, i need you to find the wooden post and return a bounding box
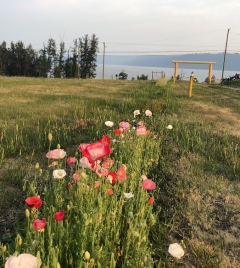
[208,63,213,84]
[173,62,178,83]
[189,73,194,97]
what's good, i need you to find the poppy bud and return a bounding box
[2,245,6,253]
[57,144,61,149]
[25,209,30,218]
[48,133,53,142]
[35,163,39,169]
[18,237,22,246]
[84,251,90,260]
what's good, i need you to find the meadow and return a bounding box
[0,77,240,267]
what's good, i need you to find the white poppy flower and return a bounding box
[168,243,184,259]
[133,110,140,118]
[145,110,152,116]
[166,125,173,130]
[124,192,134,199]
[5,253,38,268]
[53,169,66,179]
[105,121,114,127]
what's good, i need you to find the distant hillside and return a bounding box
[97,53,240,71]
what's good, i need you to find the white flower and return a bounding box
[124,192,134,199]
[53,169,66,179]
[168,243,184,259]
[133,110,140,118]
[166,125,173,130]
[5,253,38,268]
[145,110,152,116]
[105,121,114,127]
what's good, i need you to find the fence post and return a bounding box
[188,72,194,97]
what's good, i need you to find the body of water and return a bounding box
[96,64,239,83]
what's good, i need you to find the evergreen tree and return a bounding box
[47,38,57,77]
[78,34,99,78]
[37,45,49,77]
[0,41,8,75]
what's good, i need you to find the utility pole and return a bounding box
[102,42,106,80]
[221,28,230,80]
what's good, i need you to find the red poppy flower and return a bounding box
[82,140,112,166]
[108,171,117,184]
[116,165,127,182]
[142,179,156,190]
[67,157,77,165]
[148,197,154,204]
[25,196,42,209]
[54,211,65,221]
[114,129,122,136]
[106,189,114,195]
[99,135,111,146]
[33,218,46,231]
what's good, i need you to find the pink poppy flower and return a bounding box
[142,179,156,190]
[96,166,109,177]
[78,143,90,153]
[25,196,42,209]
[46,149,66,159]
[119,122,130,130]
[116,165,127,182]
[72,170,87,182]
[54,210,65,221]
[94,181,100,188]
[102,159,114,169]
[82,140,112,166]
[136,126,150,136]
[33,218,46,231]
[79,157,92,169]
[5,253,38,268]
[67,157,77,165]
[48,161,57,167]
[107,189,114,195]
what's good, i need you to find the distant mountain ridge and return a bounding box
[97,53,240,71]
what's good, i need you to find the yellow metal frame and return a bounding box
[172,61,216,84]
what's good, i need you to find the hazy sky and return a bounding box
[1,0,240,55]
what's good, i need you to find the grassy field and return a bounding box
[0,77,240,267]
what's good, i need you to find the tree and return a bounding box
[37,44,49,77]
[137,74,148,80]
[47,38,57,77]
[119,71,128,80]
[78,34,99,78]
[0,41,8,75]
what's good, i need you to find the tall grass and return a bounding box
[0,77,240,267]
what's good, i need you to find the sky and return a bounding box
[1,0,240,55]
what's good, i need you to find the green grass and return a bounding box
[0,77,240,267]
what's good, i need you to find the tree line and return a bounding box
[0,34,99,78]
